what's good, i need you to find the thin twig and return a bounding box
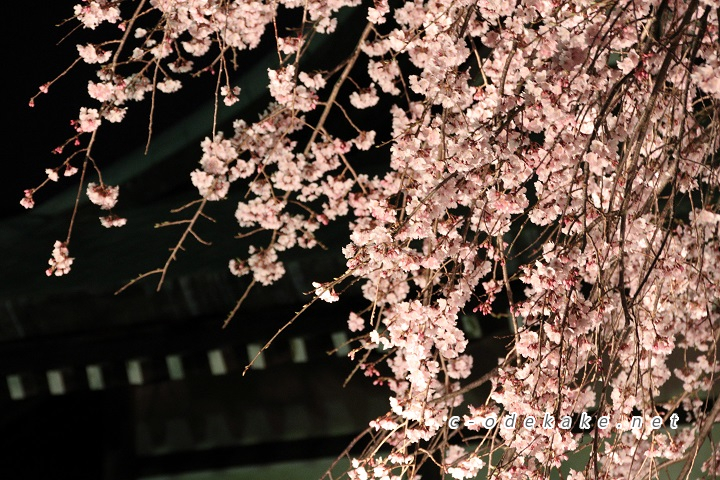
[243,296,319,374]
[156,198,208,290]
[222,279,256,328]
[302,22,373,157]
[677,396,720,479]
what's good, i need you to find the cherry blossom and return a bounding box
[23,0,720,478]
[73,1,120,30]
[228,259,249,277]
[86,182,119,210]
[76,44,111,64]
[20,190,34,209]
[46,241,74,277]
[349,84,379,109]
[45,169,59,182]
[220,85,241,106]
[347,312,364,332]
[312,282,339,303]
[156,79,182,93]
[99,214,127,228]
[76,107,101,133]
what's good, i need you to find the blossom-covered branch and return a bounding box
[25,0,720,478]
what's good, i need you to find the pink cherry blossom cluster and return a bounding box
[73,0,121,30]
[24,0,720,478]
[86,182,126,228]
[335,0,719,476]
[86,182,119,209]
[46,241,74,277]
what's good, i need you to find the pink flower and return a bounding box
[247,247,285,286]
[103,107,127,123]
[99,215,127,228]
[77,107,102,133]
[353,130,376,151]
[228,259,249,277]
[268,66,296,105]
[220,85,241,106]
[46,241,74,276]
[76,44,111,64]
[349,84,379,109]
[277,36,302,55]
[312,281,339,303]
[367,0,389,24]
[190,170,229,201]
[74,1,121,30]
[617,50,639,75]
[86,182,119,210]
[88,81,115,102]
[348,312,364,332]
[156,79,182,93]
[20,190,34,209]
